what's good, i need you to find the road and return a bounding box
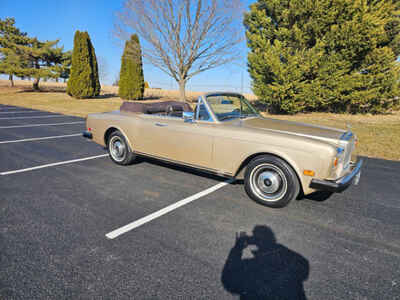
[0,104,399,299]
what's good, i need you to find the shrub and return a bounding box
[67,31,100,98]
[119,34,144,100]
[244,0,400,114]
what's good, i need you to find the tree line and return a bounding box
[0,18,71,90]
[0,18,145,100]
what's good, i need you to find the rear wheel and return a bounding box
[107,131,135,165]
[244,155,300,208]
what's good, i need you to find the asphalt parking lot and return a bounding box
[0,104,399,299]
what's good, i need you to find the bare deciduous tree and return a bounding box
[115,0,244,101]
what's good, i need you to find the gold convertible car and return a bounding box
[83,92,362,208]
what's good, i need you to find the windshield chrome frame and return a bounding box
[202,92,259,123]
[196,96,217,123]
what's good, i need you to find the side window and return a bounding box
[196,99,212,121]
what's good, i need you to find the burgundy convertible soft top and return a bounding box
[120,101,192,114]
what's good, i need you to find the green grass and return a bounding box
[267,113,400,161]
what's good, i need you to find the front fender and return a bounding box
[231,145,331,195]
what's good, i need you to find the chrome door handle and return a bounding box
[155,122,168,127]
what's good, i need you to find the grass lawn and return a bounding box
[0,80,399,161]
[0,87,124,117]
[270,113,400,161]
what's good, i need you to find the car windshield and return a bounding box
[206,94,260,122]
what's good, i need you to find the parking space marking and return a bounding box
[0,110,37,114]
[0,133,82,144]
[0,121,84,129]
[0,154,109,176]
[0,115,67,120]
[105,179,233,239]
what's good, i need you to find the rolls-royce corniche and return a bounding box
[83,92,362,208]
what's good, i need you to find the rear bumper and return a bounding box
[309,159,363,193]
[83,131,93,139]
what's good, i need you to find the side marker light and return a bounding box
[303,170,315,177]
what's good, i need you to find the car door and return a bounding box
[136,103,215,171]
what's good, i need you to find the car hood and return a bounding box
[238,117,345,144]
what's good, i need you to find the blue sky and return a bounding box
[0,0,255,93]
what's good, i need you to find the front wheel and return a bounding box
[244,155,300,208]
[107,131,136,165]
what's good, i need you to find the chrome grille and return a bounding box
[343,138,355,170]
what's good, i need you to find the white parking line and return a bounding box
[0,115,67,120]
[0,154,109,176]
[105,179,233,239]
[0,110,36,114]
[0,133,82,144]
[0,121,85,129]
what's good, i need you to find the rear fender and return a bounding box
[103,125,134,151]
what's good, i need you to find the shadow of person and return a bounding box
[221,225,309,300]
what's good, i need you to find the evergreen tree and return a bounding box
[29,38,64,90]
[57,50,72,83]
[0,17,67,90]
[87,34,100,95]
[67,31,100,98]
[0,18,27,86]
[0,51,23,87]
[244,0,400,114]
[119,34,144,100]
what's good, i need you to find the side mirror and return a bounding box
[183,111,195,123]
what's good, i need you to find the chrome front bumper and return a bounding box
[309,159,363,193]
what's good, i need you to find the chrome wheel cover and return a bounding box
[109,136,126,162]
[249,163,288,202]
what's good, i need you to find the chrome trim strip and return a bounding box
[134,150,233,177]
[243,123,339,143]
